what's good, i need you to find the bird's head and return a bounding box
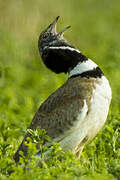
[38,17,86,74]
[38,16,71,55]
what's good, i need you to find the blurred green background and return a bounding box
[0,0,120,179]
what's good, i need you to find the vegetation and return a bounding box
[0,0,120,179]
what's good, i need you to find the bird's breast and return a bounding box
[59,76,112,152]
[85,76,112,138]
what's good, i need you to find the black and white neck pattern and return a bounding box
[68,59,103,79]
[41,45,88,74]
[48,45,103,79]
[68,54,103,79]
[41,44,103,78]
[46,46,88,62]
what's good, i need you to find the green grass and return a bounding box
[0,0,120,179]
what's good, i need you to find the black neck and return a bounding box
[41,46,88,74]
[69,67,103,79]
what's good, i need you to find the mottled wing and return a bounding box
[14,77,95,162]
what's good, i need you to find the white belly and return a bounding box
[60,76,112,153]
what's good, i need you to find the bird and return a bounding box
[14,16,112,162]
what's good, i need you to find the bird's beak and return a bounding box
[49,16,60,35]
[49,16,71,37]
[57,25,71,38]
